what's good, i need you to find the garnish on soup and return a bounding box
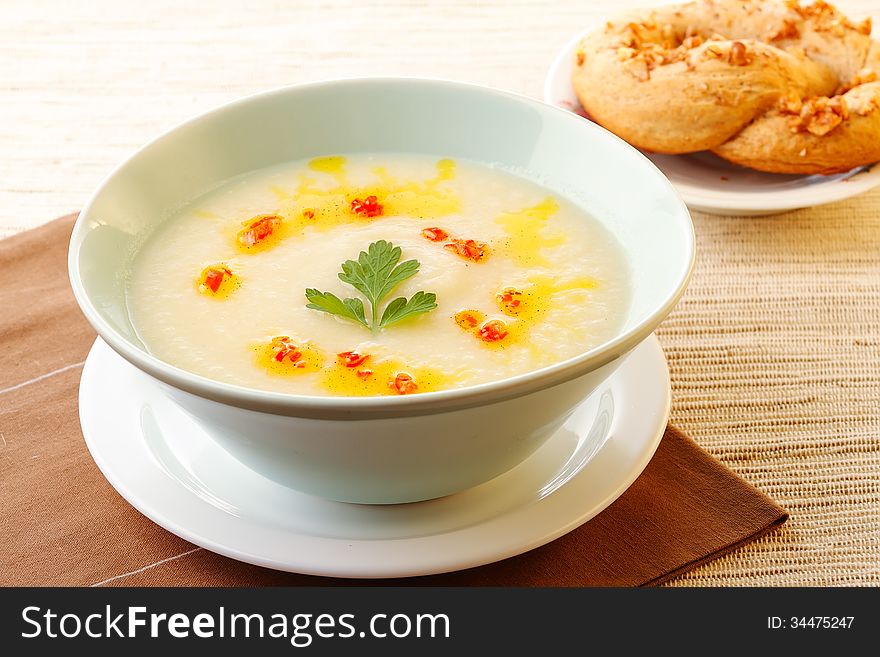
[421,227,449,242]
[496,287,524,315]
[454,309,485,330]
[271,157,459,235]
[338,350,370,368]
[257,336,324,374]
[271,336,305,366]
[350,195,384,218]
[237,214,283,249]
[423,227,489,262]
[197,264,236,296]
[478,319,509,343]
[444,238,488,263]
[320,352,448,396]
[390,372,418,395]
[305,240,438,332]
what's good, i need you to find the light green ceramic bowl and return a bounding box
[69,78,694,503]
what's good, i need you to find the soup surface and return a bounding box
[126,155,630,396]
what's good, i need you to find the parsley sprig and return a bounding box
[305,240,437,331]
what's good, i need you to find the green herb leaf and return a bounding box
[339,240,420,324]
[304,288,368,328]
[306,241,437,332]
[380,291,438,328]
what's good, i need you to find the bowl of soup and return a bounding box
[69,78,694,503]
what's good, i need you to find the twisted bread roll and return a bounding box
[572,0,879,174]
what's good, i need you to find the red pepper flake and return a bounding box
[576,51,586,66]
[302,208,315,220]
[270,336,304,365]
[478,320,509,342]
[444,238,488,262]
[204,268,226,293]
[199,264,232,294]
[390,372,418,395]
[454,309,485,330]
[356,369,373,380]
[496,287,523,314]
[421,227,449,242]
[350,195,383,218]
[338,351,369,368]
[237,214,282,247]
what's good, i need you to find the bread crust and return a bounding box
[571,0,880,174]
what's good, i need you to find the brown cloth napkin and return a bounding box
[0,215,788,587]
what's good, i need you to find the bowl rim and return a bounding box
[68,76,695,419]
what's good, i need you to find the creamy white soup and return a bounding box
[125,155,630,396]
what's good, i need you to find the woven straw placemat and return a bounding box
[657,189,880,586]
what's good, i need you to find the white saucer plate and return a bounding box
[80,335,670,579]
[544,28,880,216]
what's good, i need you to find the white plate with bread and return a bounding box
[544,0,880,216]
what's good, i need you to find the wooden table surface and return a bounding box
[2,0,878,586]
